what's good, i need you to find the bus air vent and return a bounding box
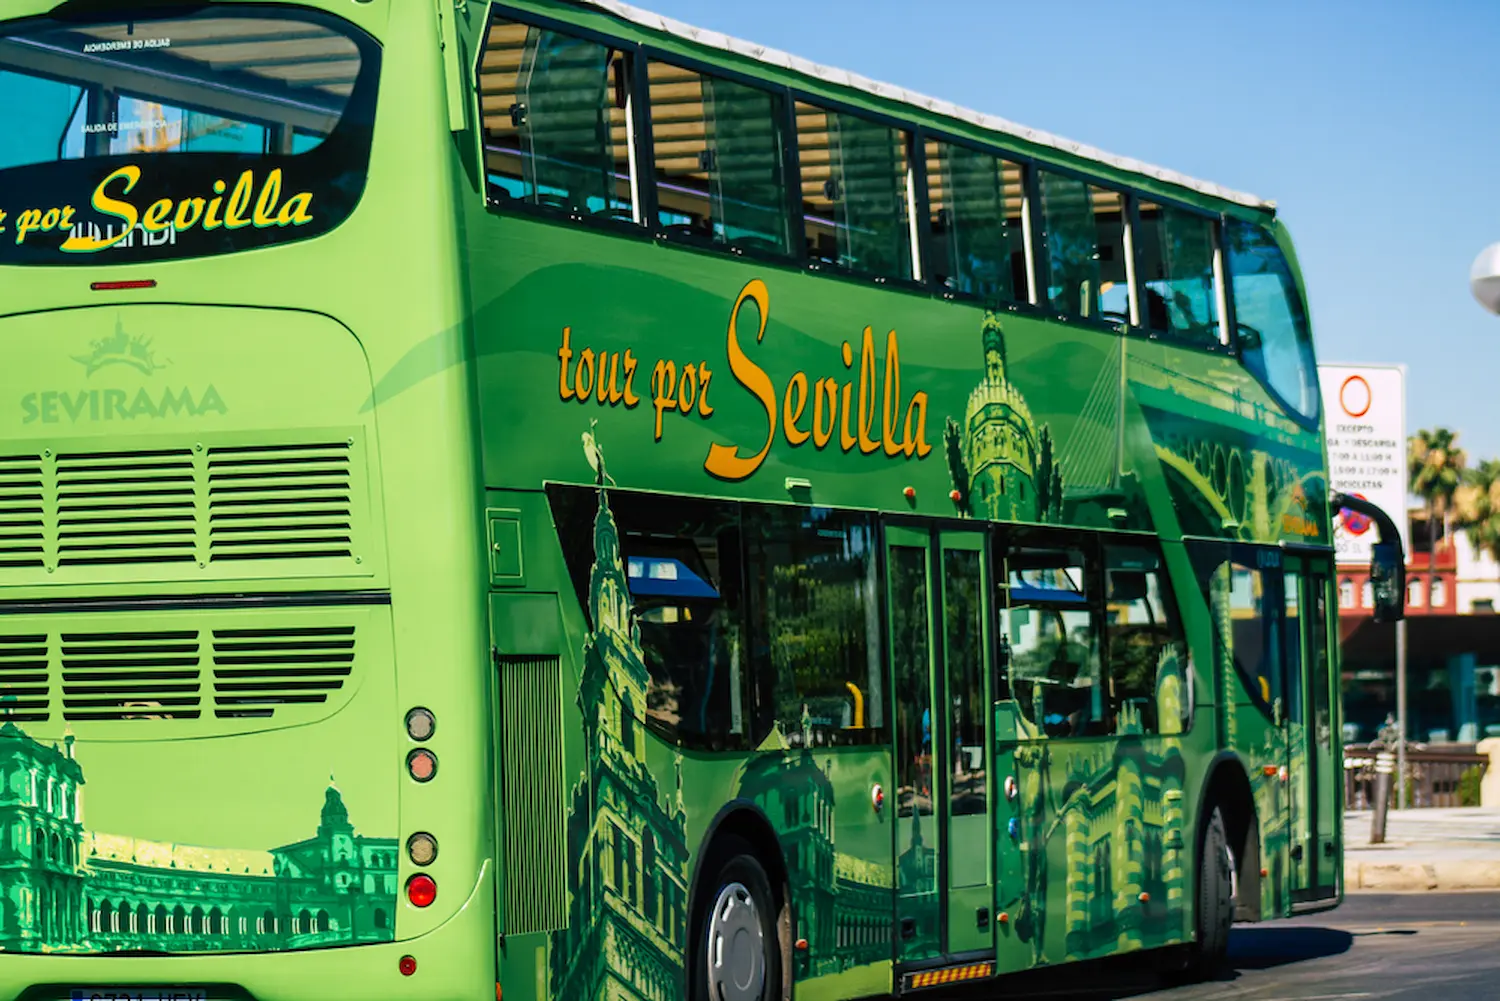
[211,625,355,719]
[0,454,45,569]
[497,654,567,936]
[0,634,49,722]
[55,449,197,566]
[207,442,354,563]
[60,629,202,721]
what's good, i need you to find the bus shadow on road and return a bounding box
[1222,925,1356,971]
[941,928,1357,1000]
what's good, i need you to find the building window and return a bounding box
[1431,577,1447,607]
[1362,580,1373,608]
[1339,578,1355,609]
[1408,575,1424,608]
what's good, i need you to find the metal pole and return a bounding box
[1396,617,1408,810]
[1371,750,1395,844]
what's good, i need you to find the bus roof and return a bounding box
[569,0,1274,212]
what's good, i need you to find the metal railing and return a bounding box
[1344,744,1488,809]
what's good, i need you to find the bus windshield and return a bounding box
[0,7,378,265]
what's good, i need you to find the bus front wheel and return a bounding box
[693,841,789,1001]
[1182,805,1235,978]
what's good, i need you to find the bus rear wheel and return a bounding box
[694,844,787,1001]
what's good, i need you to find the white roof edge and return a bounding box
[564,0,1274,212]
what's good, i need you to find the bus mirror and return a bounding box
[1332,491,1406,624]
[1370,541,1405,624]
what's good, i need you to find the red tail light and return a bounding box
[407,874,437,908]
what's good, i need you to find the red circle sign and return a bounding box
[1340,375,1372,418]
[1340,493,1373,536]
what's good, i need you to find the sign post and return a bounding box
[1319,364,1408,807]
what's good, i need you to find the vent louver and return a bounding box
[208,443,354,563]
[499,654,567,936]
[0,634,49,722]
[55,449,196,566]
[211,626,355,718]
[60,630,202,720]
[0,455,45,569]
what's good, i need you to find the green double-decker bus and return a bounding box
[0,1,1406,999]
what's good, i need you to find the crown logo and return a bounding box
[73,318,169,376]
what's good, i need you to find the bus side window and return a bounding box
[1037,172,1128,323]
[743,505,884,747]
[1103,543,1192,735]
[1134,202,1220,346]
[1188,543,1285,722]
[924,138,1028,303]
[795,101,914,281]
[546,486,748,751]
[647,61,793,256]
[479,17,635,219]
[1000,536,1107,739]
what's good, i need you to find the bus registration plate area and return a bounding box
[66,990,209,1001]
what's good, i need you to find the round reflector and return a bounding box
[407,831,438,866]
[405,707,436,741]
[407,874,437,908]
[407,748,438,783]
[399,955,417,976]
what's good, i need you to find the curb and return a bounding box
[1346,859,1500,891]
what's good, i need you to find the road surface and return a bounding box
[952,892,1500,1001]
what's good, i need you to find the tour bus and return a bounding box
[0,1,1406,999]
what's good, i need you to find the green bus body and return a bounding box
[0,1,1345,999]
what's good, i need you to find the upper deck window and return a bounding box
[1135,201,1220,346]
[480,18,634,220]
[795,102,913,280]
[0,8,378,265]
[924,139,1028,302]
[1226,220,1319,420]
[647,62,791,255]
[1038,172,1128,322]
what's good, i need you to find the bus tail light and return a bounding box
[399,955,417,976]
[407,748,438,782]
[407,874,437,908]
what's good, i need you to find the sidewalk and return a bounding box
[1344,807,1500,890]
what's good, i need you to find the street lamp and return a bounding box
[1471,243,1500,315]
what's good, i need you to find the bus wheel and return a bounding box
[695,845,786,1001]
[1182,806,1235,979]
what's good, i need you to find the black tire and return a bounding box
[691,839,790,1001]
[1179,806,1234,980]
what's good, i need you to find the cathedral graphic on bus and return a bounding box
[0,722,398,953]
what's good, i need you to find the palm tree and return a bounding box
[1455,458,1500,562]
[1408,428,1468,568]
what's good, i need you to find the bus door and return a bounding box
[886,524,995,966]
[1287,555,1339,900]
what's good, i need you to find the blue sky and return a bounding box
[643,0,1500,460]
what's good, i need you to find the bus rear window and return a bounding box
[0,8,378,265]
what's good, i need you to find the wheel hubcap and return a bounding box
[706,881,765,1001]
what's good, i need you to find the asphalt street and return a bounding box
[944,892,1500,1001]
